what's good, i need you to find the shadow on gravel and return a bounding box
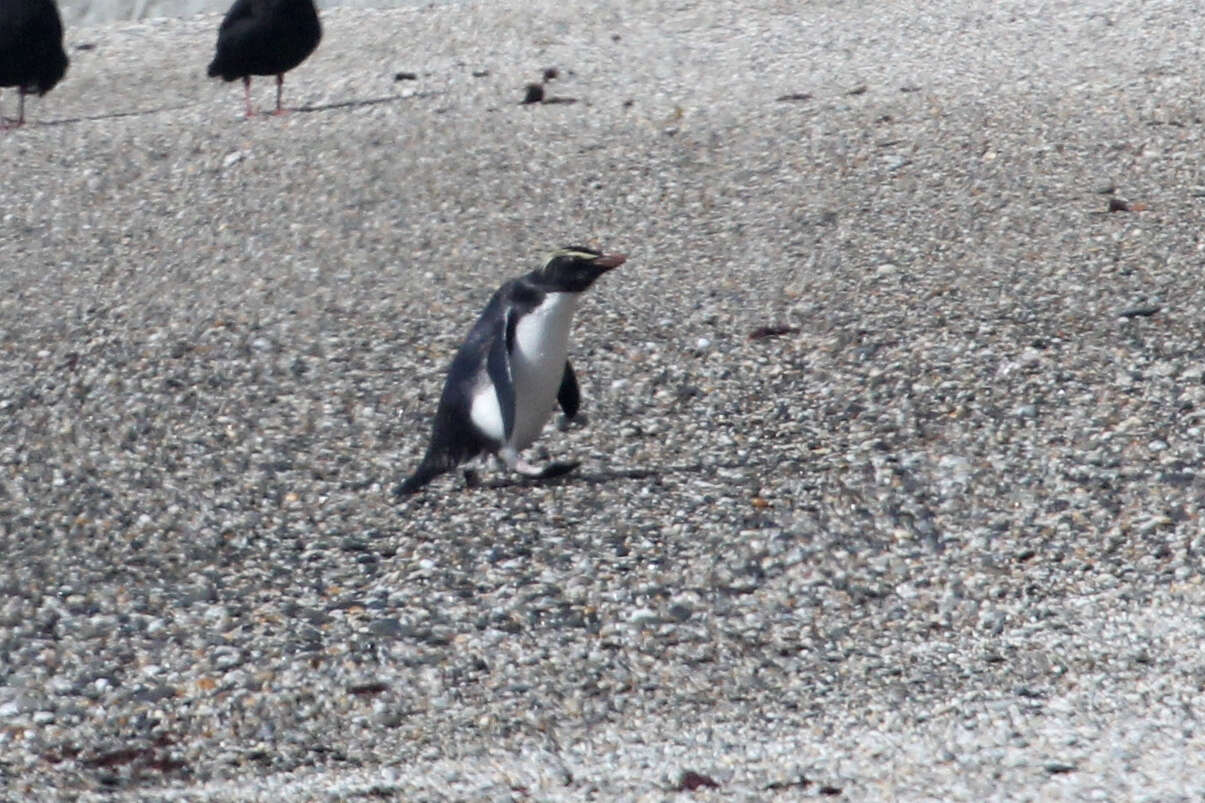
[394,457,803,503]
[37,103,193,125]
[474,459,755,491]
[30,92,440,126]
[393,464,680,504]
[294,91,443,114]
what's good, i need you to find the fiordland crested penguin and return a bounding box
[207,0,322,117]
[395,246,627,496]
[0,0,68,127]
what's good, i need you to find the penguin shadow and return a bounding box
[464,459,752,493]
[472,465,651,492]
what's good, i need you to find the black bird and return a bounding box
[207,0,322,118]
[0,0,68,128]
[396,246,626,496]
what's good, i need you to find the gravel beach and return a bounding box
[59,0,433,28]
[4,0,1205,798]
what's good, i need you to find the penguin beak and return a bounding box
[591,253,627,270]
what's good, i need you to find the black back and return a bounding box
[206,0,321,81]
[396,278,545,494]
[0,0,68,94]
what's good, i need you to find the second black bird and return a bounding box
[207,0,321,117]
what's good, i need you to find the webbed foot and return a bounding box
[498,447,581,482]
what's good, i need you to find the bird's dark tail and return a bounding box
[395,403,488,497]
[393,451,453,497]
[394,466,439,496]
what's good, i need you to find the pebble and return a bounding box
[626,607,660,626]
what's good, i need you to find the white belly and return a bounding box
[508,292,579,450]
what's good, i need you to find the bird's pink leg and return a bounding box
[243,76,254,118]
[271,74,286,115]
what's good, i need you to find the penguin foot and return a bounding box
[499,449,542,477]
[498,448,581,481]
[462,468,481,489]
[556,412,589,432]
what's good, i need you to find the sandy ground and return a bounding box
[4,0,1205,799]
[60,0,436,27]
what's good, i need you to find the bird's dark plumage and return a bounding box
[0,0,68,126]
[396,247,625,496]
[397,281,551,495]
[207,0,321,116]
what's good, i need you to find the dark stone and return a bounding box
[522,83,544,104]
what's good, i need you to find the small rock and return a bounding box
[627,607,660,626]
[212,646,245,671]
[1013,404,1037,419]
[368,618,406,639]
[521,83,544,104]
[676,771,720,791]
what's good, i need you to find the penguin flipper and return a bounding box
[487,309,517,441]
[557,361,580,419]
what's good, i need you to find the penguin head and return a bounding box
[533,246,626,293]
